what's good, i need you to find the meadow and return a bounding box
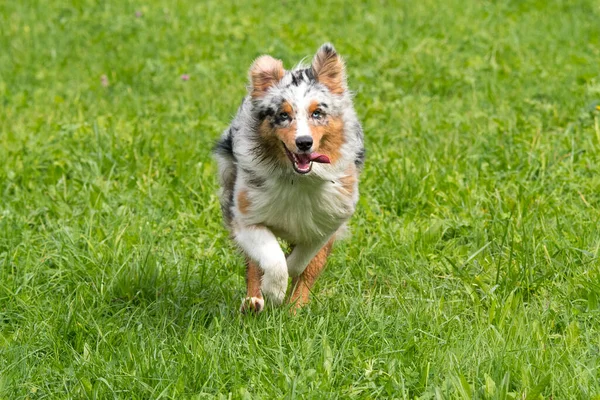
[1,0,599,398]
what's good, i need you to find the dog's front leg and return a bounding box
[234,225,288,307]
[286,235,333,278]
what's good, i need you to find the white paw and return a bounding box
[240,296,264,314]
[261,270,288,305]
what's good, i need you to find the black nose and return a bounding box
[295,136,313,151]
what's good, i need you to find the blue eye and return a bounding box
[278,112,289,120]
[311,110,323,119]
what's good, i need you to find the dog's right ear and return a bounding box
[248,55,285,98]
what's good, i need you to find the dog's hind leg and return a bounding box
[288,237,335,310]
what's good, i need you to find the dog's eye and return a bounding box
[278,112,290,121]
[311,110,323,119]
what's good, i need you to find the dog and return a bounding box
[214,43,364,313]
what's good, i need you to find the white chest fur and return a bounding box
[235,173,357,245]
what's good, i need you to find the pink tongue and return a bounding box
[296,153,312,170]
[309,152,330,164]
[295,153,331,170]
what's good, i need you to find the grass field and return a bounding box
[1,0,600,398]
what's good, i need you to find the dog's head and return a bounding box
[249,43,348,175]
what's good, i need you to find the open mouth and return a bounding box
[283,144,330,174]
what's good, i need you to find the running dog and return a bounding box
[214,43,364,313]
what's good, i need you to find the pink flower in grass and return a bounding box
[101,74,109,87]
[181,74,190,81]
[135,11,143,18]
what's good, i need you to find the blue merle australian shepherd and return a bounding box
[214,43,364,313]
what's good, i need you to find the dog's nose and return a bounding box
[295,136,313,152]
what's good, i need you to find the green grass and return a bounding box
[1,0,599,398]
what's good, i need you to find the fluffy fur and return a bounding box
[214,43,364,312]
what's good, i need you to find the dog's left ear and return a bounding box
[311,43,346,95]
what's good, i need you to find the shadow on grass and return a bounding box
[106,250,235,330]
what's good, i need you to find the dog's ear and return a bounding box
[311,43,346,95]
[249,55,285,98]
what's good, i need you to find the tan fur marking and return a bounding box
[277,102,297,150]
[258,108,298,155]
[308,100,320,115]
[281,101,294,117]
[339,165,356,195]
[246,259,263,299]
[289,237,335,310]
[312,50,345,94]
[250,55,285,98]
[311,116,345,163]
[276,125,297,152]
[241,259,264,313]
[237,190,251,215]
[257,120,292,165]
